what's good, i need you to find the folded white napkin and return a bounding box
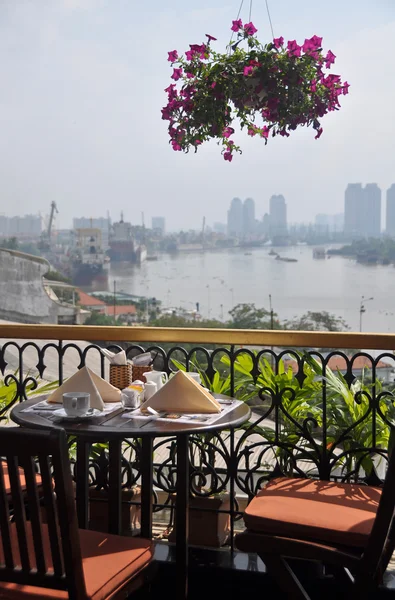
[47,366,121,410]
[101,348,128,365]
[142,371,221,414]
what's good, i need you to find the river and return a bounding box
[107,245,395,334]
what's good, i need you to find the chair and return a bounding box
[235,453,395,600]
[0,427,155,599]
[0,460,42,498]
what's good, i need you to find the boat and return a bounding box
[275,255,298,263]
[313,248,326,259]
[108,216,146,264]
[268,249,278,256]
[146,255,158,261]
[69,228,110,286]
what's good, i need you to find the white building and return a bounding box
[0,214,42,238]
[344,183,381,238]
[227,198,243,237]
[152,216,165,234]
[269,195,287,238]
[386,184,395,236]
[243,198,256,235]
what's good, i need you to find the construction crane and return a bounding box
[39,201,58,251]
[47,201,58,239]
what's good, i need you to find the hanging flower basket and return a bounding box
[162,20,349,161]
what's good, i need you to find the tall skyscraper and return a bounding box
[269,195,287,238]
[152,216,165,233]
[344,183,362,236]
[364,184,381,237]
[344,184,381,238]
[243,198,255,235]
[227,197,243,236]
[386,184,395,236]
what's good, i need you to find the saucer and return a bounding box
[53,408,101,421]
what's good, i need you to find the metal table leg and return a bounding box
[176,434,190,600]
[76,438,90,529]
[108,439,122,535]
[140,437,153,539]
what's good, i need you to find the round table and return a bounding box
[11,396,251,600]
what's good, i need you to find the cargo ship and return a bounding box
[108,217,146,264]
[68,228,110,286]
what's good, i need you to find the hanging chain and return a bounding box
[265,0,275,39]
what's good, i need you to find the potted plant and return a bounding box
[162,20,349,161]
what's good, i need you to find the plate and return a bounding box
[53,408,102,421]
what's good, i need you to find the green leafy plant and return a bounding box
[305,355,391,476]
[0,373,59,423]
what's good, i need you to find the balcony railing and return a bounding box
[1,323,395,550]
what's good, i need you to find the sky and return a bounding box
[1,0,394,231]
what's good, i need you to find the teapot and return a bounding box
[144,370,168,390]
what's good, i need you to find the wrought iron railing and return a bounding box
[1,324,395,547]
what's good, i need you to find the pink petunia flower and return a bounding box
[231,19,243,32]
[171,68,183,81]
[243,65,254,76]
[244,22,258,36]
[222,127,234,139]
[342,81,350,95]
[325,50,336,68]
[287,40,301,57]
[273,37,284,48]
[167,50,178,63]
[205,34,217,42]
[224,151,233,162]
[315,127,323,139]
[261,126,269,138]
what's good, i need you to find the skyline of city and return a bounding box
[2,182,395,238]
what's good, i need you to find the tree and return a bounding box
[228,303,278,329]
[84,312,118,326]
[284,311,349,332]
[0,237,18,250]
[150,314,224,329]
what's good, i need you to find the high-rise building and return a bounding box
[344,183,362,236]
[315,213,344,233]
[0,214,42,238]
[227,197,243,236]
[344,183,381,238]
[269,194,287,238]
[242,198,255,235]
[213,222,226,234]
[152,216,165,234]
[386,184,395,236]
[364,184,381,237]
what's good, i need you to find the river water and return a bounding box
[107,245,395,334]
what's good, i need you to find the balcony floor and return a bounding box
[129,543,395,599]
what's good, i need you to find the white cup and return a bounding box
[144,382,157,401]
[63,392,90,417]
[188,372,201,385]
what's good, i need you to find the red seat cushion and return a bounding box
[0,523,153,599]
[243,477,381,548]
[0,461,42,496]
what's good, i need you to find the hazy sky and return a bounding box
[1,0,394,230]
